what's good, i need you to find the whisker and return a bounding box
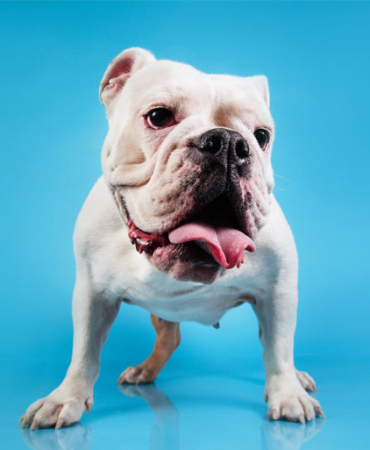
[274,173,291,182]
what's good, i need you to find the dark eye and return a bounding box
[254,129,270,150]
[146,108,175,128]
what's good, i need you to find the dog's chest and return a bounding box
[123,282,252,325]
[105,257,258,325]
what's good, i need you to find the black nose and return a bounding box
[192,128,249,163]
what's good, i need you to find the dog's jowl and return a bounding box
[20,48,324,429]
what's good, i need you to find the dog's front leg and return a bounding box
[253,287,325,423]
[20,272,120,430]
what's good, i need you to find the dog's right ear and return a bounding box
[99,48,155,107]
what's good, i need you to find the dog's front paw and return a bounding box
[266,372,325,424]
[20,380,93,430]
[118,364,157,384]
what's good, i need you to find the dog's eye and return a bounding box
[146,108,175,128]
[254,129,270,151]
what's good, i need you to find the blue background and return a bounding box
[0,2,369,450]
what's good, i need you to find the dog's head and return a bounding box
[100,48,274,283]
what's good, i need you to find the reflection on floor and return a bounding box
[1,358,368,450]
[20,383,325,450]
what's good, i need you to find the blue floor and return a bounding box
[1,357,368,450]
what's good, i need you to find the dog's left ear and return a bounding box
[252,75,270,107]
[99,47,156,107]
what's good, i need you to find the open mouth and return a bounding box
[126,195,255,270]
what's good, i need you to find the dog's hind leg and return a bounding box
[118,314,181,384]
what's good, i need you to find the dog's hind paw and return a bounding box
[118,365,157,385]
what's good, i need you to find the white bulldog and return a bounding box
[20,48,324,429]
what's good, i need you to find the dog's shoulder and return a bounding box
[253,195,298,279]
[73,177,126,259]
[260,196,296,247]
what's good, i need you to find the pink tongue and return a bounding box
[168,219,255,269]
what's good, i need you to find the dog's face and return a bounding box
[100,48,274,283]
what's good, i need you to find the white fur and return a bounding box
[21,48,324,430]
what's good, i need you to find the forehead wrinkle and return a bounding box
[157,86,192,107]
[137,82,206,115]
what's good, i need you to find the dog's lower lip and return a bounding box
[126,220,220,269]
[127,219,169,254]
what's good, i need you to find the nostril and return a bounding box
[205,135,222,154]
[193,129,249,160]
[235,139,249,159]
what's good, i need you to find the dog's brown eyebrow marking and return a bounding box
[213,105,234,129]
